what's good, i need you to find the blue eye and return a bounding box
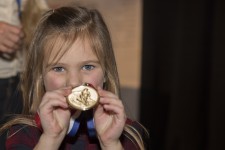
[53,67,65,72]
[83,65,95,71]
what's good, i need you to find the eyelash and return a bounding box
[82,65,95,71]
[52,66,64,72]
[52,65,95,72]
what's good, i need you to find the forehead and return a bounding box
[43,35,96,64]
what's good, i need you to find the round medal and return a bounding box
[67,83,99,111]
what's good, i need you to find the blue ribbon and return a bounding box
[85,110,96,138]
[67,110,96,138]
[67,113,82,137]
[16,0,22,19]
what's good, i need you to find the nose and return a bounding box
[66,72,82,88]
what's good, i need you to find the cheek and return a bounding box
[86,71,105,89]
[44,74,66,91]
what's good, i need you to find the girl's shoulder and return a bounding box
[124,118,150,150]
[126,118,149,136]
[7,124,40,136]
[6,124,41,149]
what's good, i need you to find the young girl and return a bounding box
[1,5,149,150]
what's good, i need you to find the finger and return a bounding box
[40,93,67,109]
[7,31,21,42]
[99,97,123,108]
[97,87,118,99]
[5,24,23,36]
[101,100,124,113]
[40,87,72,109]
[40,94,67,109]
[101,104,126,123]
[1,38,20,53]
[99,97,125,115]
[0,45,11,53]
[0,34,23,53]
[45,98,69,111]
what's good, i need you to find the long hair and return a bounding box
[21,0,49,51]
[1,6,148,150]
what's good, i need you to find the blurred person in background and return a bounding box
[0,0,66,119]
[0,0,58,149]
[0,0,26,119]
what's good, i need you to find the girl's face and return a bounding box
[43,38,105,91]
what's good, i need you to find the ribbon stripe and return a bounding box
[85,110,96,138]
[67,113,82,137]
[34,109,96,138]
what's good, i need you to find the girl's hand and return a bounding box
[36,87,72,149]
[94,87,127,150]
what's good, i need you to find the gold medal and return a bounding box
[67,83,99,111]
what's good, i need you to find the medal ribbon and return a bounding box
[85,109,96,138]
[67,112,82,137]
[35,110,96,138]
[67,109,96,138]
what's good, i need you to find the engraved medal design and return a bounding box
[67,83,99,111]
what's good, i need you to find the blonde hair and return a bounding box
[22,0,49,51]
[1,6,149,149]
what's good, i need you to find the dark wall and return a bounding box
[140,0,225,150]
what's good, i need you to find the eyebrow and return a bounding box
[79,60,100,64]
[45,60,100,67]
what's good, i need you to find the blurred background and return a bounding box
[50,0,225,150]
[141,0,225,150]
[3,0,225,149]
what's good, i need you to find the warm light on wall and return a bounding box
[47,0,142,89]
